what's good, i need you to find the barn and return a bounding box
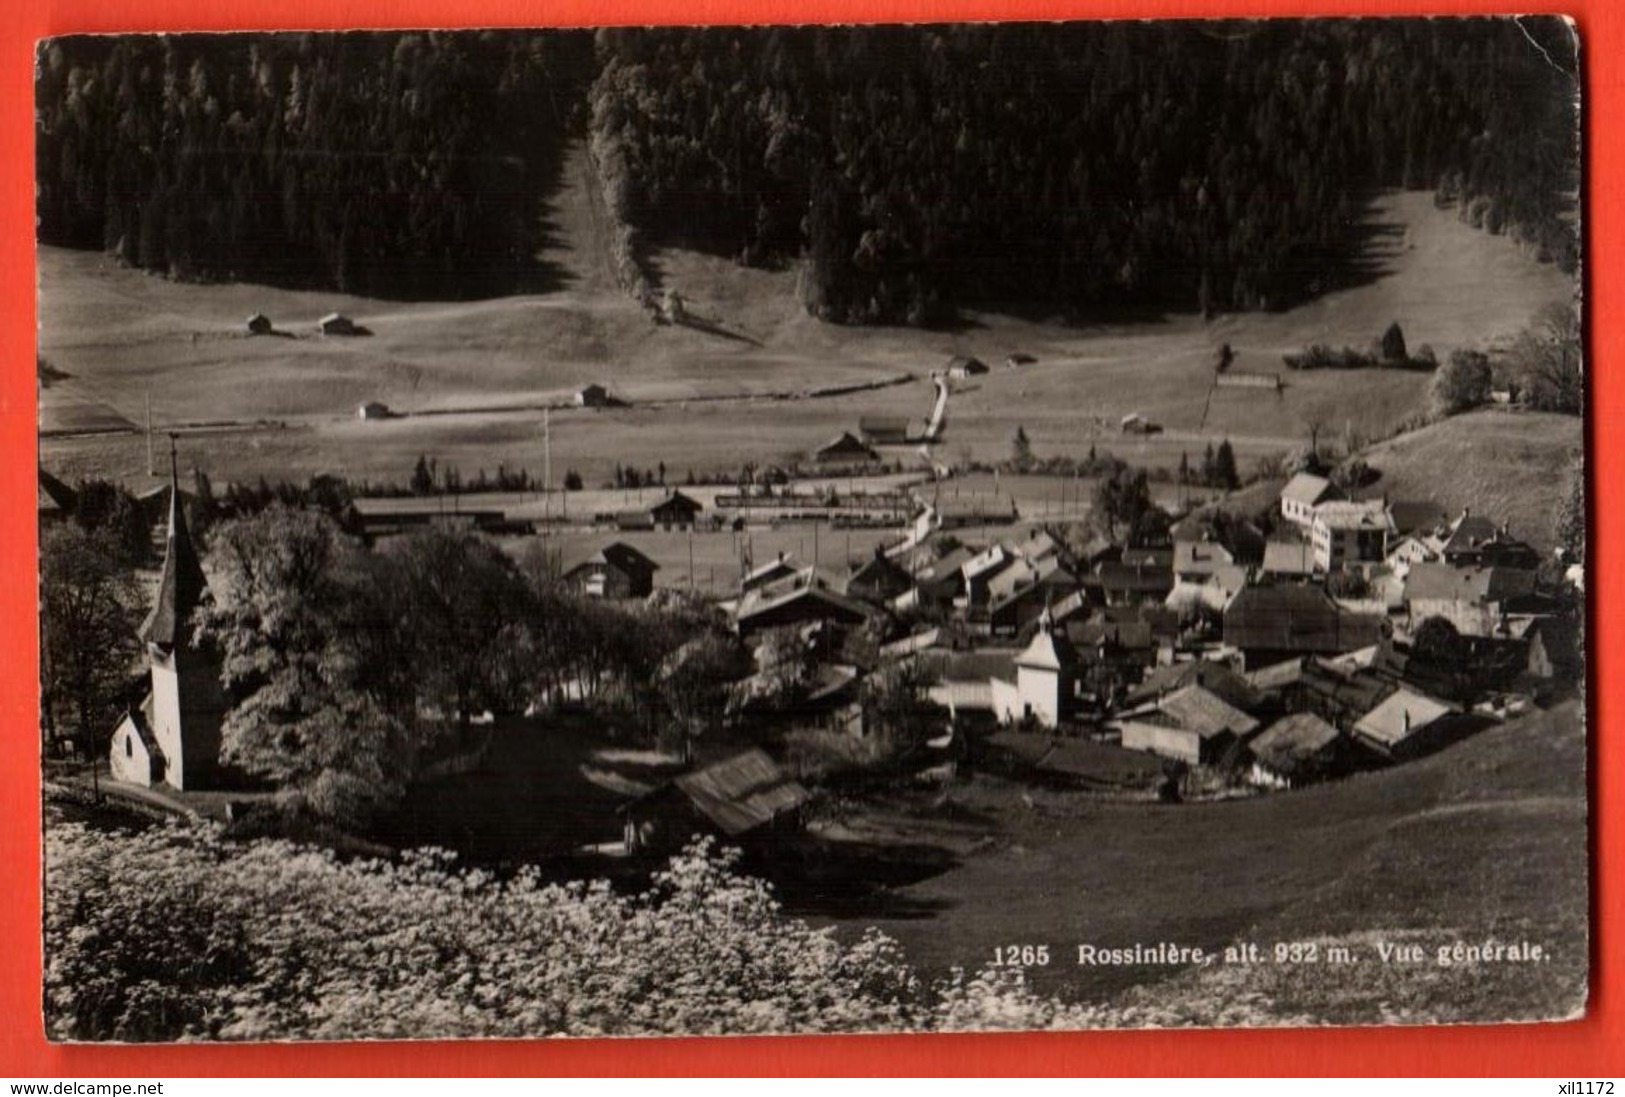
[648,489,704,530]
[814,431,877,463]
[246,313,272,335]
[576,384,610,408]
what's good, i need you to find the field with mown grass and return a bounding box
[41,177,1574,494]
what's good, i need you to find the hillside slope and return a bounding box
[1359,409,1582,552]
[860,701,1585,1024]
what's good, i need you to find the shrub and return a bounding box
[1429,349,1493,417]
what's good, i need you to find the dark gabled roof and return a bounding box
[1065,616,1153,652]
[1224,584,1383,654]
[946,354,988,374]
[845,550,912,596]
[125,692,165,762]
[650,490,703,515]
[1097,562,1175,594]
[1262,540,1317,575]
[139,483,209,649]
[939,649,1020,685]
[666,749,811,836]
[735,582,876,629]
[859,415,912,435]
[1404,563,1538,605]
[1125,660,1263,712]
[563,541,659,581]
[1250,712,1340,773]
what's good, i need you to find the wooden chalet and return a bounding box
[563,542,660,599]
[620,749,810,855]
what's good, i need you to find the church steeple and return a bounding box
[138,436,208,649]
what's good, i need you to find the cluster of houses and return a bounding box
[60,443,1579,855]
[564,466,1579,802]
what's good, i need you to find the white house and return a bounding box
[1279,472,1343,529]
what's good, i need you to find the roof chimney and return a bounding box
[1402,709,1412,733]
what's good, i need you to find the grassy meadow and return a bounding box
[40,185,1577,494]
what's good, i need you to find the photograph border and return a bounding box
[5,0,1620,1076]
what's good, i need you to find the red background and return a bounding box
[2,0,1618,1077]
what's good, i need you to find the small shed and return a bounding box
[357,401,391,421]
[246,313,273,335]
[576,383,610,408]
[946,355,989,379]
[1120,412,1160,434]
[318,313,358,336]
[1005,352,1037,368]
[621,748,809,855]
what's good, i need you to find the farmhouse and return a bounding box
[813,431,877,463]
[1247,712,1347,788]
[859,415,912,445]
[109,459,229,791]
[1223,584,1385,669]
[945,355,989,378]
[576,384,610,408]
[562,542,659,599]
[648,490,704,530]
[735,580,875,637]
[1279,472,1344,529]
[620,749,809,855]
[356,401,391,421]
[318,312,358,335]
[1117,684,1260,765]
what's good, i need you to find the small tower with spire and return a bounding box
[108,438,227,790]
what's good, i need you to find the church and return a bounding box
[108,451,229,791]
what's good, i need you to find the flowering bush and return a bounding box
[45,823,926,1041]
